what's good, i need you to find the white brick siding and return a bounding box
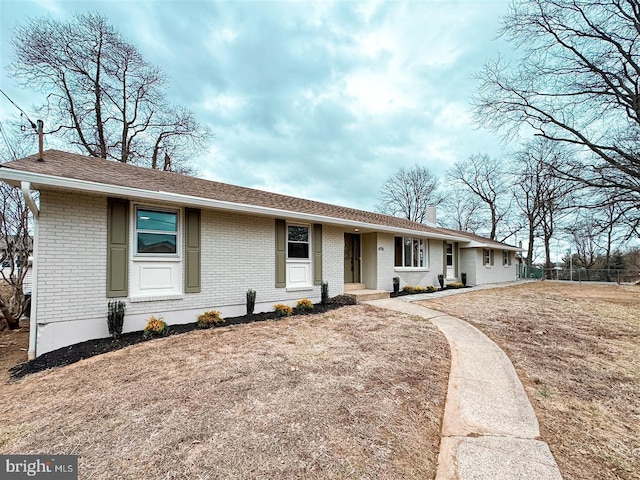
[459,248,477,285]
[33,189,518,356]
[34,190,346,355]
[472,248,518,285]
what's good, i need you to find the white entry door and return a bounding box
[446,242,454,279]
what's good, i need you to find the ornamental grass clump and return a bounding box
[246,289,256,315]
[197,310,224,329]
[107,300,126,339]
[295,298,314,313]
[321,281,329,304]
[273,303,293,317]
[447,282,464,289]
[143,316,169,338]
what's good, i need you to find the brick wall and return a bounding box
[34,190,345,355]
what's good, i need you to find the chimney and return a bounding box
[426,206,437,225]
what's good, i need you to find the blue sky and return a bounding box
[0,0,514,211]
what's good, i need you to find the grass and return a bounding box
[419,281,640,480]
[0,305,449,479]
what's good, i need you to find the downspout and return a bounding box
[20,181,39,360]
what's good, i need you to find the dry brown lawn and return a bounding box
[0,305,449,480]
[418,281,640,480]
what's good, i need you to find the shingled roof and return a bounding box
[1,149,517,249]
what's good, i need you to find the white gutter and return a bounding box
[20,181,39,360]
[0,168,473,243]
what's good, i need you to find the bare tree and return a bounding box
[376,165,445,223]
[512,138,575,270]
[439,187,486,233]
[448,154,510,240]
[0,123,34,330]
[9,12,210,169]
[474,0,640,221]
[565,212,603,279]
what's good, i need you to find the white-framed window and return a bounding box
[502,250,512,266]
[287,225,309,259]
[135,207,179,256]
[483,248,494,266]
[394,237,428,268]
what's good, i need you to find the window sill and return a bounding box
[394,267,430,272]
[129,293,184,303]
[286,285,314,292]
[132,256,181,262]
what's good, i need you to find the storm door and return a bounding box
[344,233,361,284]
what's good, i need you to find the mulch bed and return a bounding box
[9,295,357,380]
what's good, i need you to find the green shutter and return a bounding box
[313,223,323,285]
[454,242,459,277]
[275,219,286,288]
[107,198,129,298]
[184,208,201,293]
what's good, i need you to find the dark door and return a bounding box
[344,233,361,284]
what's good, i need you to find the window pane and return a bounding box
[446,243,453,266]
[288,243,309,259]
[394,237,403,267]
[413,239,419,267]
[419,240,426,267]
[404,238,412,267]
[138,233,177,254]
[288,226,308,242]
[137,209,177,232]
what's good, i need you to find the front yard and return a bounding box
[0,304,449,479]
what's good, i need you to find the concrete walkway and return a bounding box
[365,296,563,480]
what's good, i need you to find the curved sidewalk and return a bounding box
[365,297,563,480]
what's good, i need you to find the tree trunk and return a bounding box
[0,298,20,329]
[527,225,535,269]
[544,237,552,280]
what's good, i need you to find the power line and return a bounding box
[0,88,37,131]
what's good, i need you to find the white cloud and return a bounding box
[0,0,514,211]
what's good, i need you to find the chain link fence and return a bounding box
[517,265,640,283]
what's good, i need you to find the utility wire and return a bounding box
[0,88,37,130]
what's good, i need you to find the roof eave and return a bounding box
[0,167,469,241]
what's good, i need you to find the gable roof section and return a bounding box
[0,150,519,249]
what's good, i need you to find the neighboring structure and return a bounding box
[0,150,521,357]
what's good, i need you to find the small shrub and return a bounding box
[246,289,256,315]
[392,277,400,296]
[321,281,329,304]
[437,274,445,289]
[426,285,438,293]
[107,300,126,339]
[273,303,294,317]
[448,282,464,289]
[295,298,314,312]
[197,310,224,328]
[461,272,467,287]
[402,285,427,294]
[143,316,169,338]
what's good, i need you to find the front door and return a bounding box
[446,242,454,279]
[344,233,361,284]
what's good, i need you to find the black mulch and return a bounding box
[9,295,357,380]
